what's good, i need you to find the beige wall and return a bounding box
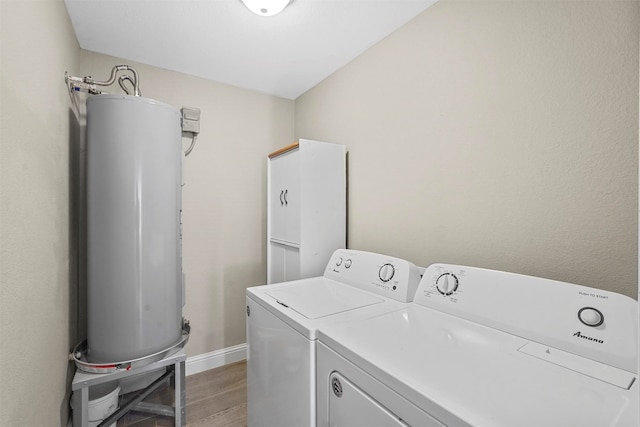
[0,0,80,425]
[79,51,295,356]
[1,5,294,425]
[296,0,639,298]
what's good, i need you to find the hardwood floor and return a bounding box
[116,360,247,427]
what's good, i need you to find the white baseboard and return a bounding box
[186,343,247,376]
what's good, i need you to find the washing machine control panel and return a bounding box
[324,249,423,303]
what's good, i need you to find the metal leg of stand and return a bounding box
[174,359,186,426]
[72,386,89,427]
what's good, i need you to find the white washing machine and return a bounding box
[246,249,423,427]
[317,263,639,426]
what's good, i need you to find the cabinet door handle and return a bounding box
[280,190,284,206]
[284,189,288,206]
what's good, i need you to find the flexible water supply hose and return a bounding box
[84,65,140,96]
[118,75,141,96]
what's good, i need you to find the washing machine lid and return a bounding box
[317,305,638,427]
[265,278,384,319]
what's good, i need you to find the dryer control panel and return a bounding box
[414,263,638,374]
[324,250,423,303]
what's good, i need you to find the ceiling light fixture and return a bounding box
[240,0,291,17]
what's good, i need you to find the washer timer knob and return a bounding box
[436,273,458,296]
[379,263,395,282]
[578,307,604,327]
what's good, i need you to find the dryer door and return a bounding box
[329,372,408,427]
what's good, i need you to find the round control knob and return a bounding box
[436,273,458,296]
[335,257,343,267]
[578,307,604,327]
[345,259,352,268]
[378,263,395,282]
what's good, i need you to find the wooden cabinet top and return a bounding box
[268,142,299,159]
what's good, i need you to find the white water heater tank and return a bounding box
[86,94,183,363]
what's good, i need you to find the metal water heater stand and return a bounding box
[71,349,186,427]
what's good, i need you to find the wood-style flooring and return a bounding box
[116,360,247,427]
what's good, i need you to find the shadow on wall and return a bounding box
[64,103,87,426]
[223,261,265,348]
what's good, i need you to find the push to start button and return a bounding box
[578,307,604,327]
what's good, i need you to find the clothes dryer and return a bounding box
[317,263,639,426]
[246,249,423,427]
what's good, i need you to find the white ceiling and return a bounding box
[64,0,438,100]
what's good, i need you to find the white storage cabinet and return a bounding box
[267,139,346,284]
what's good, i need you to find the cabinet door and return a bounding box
[269,154,288,242]
[268,241,300,284]
[284,245,300,282]
[268,242,285,284]
[269,149,300,244]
